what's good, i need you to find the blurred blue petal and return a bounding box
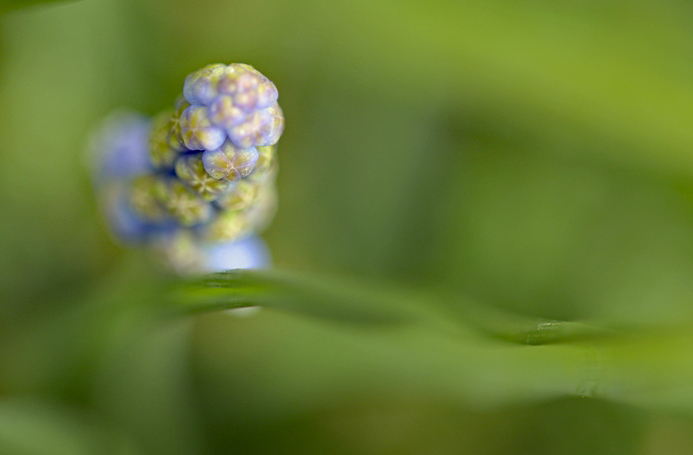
[86,110,152,184]
[201,235,271,272]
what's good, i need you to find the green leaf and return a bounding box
[0,398,139,455]
[175,268,613,344]
[0,0,72,15]
[182,268,693,414]
[174,269,423,325]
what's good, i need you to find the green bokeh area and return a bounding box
[3,0,693,453]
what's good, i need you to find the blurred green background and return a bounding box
[4,0,693,453]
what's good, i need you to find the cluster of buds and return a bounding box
[89,63,283,273]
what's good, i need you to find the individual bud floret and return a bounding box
[150,110,187,169]
[101,183,156,244]
[203,211,251,242]
[230,72,260,112]
[255,80,279,110]
[217,66,257,96]
[183,63,226,106]
[242,67,279,109]
[215,179,261,212]
[208,68,278,127]
[175,153,234,201]
[215,64,278,108]
[227,102,284,149]
[170,96,191,146]
[244,182,278,233]
[202,140,259,181]
[208,95,246,130]
[261,103,284,145]
[205,182,277,241]
[248,145,277,182]
[154,179,214,226]
[179,105,226,151]
[150,231,207,275]
[129,175,168,221]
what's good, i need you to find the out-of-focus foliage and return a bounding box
[0,0,68,15]
[4,0,693,454]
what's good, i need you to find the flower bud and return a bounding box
[179,105,227,151]
[202,140,259,181]
[155,179,214,226]
[226,103,284,149]
[87,110,151,182]
[183,63,226,106]
[215,179,260,212]
[249,145,277,182]
[129,175,168,221]
[203,210,251,242]
[90,62,284,273]
[174,153,234,201]
[151,108,192,169]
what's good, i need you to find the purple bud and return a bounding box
[179,105,227,151]
[202,140,259,181]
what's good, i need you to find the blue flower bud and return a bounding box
[174,153,234,201]
[170,97,191,148]
[208,95,246,130]
[217,64,278,109]
[249,145,277,182]
[226,103,284,149]
[151,231,271,274]
[214,179,260,212]
[101,183,153,243]
[149,231,207,275]
[90,62,284,273]
[208,182,277,240]
[87,110,151,182]
[100,182,175,244]
[183,63,226,106]
[179,105,227,151]
[244,182,278,232]
[183,63,284,149]
[203,210,250,242]
[149,110,186,169]
[202,140,259,181]
[255,82,279,110]
[129,175,169,221]
[202,235,271,271]
[154,179,214,226]
[260,103,285,145]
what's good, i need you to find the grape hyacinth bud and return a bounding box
[182,63,284,150]
[179,105,227,151]
[248,145,278,182]
[174,153,234,201]
[215,179,260,212]
[202,140,259,181]
[87,110,152,183]
[129,175,168,222]
[88,63,284,273]
[149,110,184,169]
[101,183,158,243]
[183,63,226,106]
[156,179,215,227]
